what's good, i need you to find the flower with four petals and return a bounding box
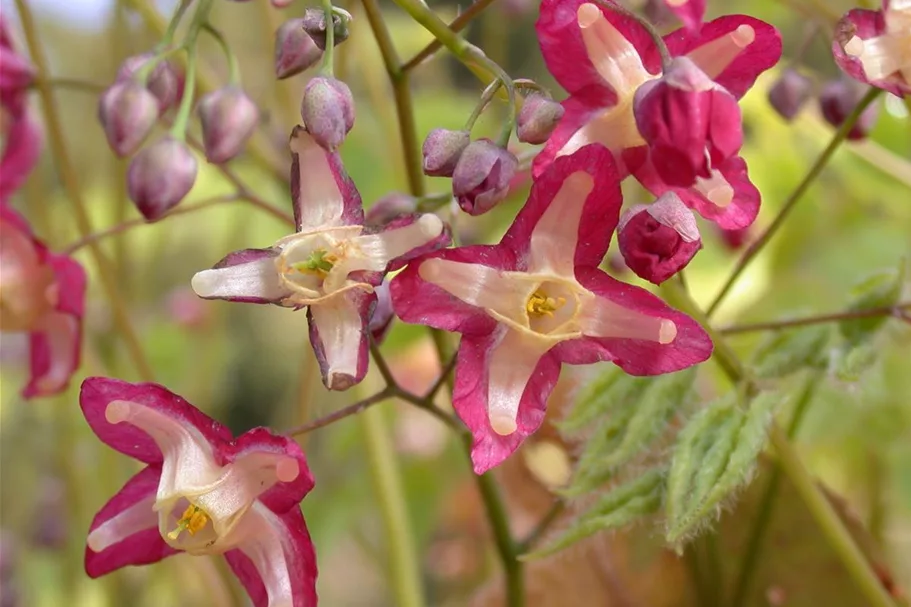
[833,0,911,97]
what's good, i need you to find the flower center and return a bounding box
[290,248,338,279]
[526,290,566,317]
[167,504,210,540]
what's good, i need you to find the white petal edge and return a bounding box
[486,329,551,436]
[418,258,531,321]
[291,129,346,230]
[528,171,594,276]
[86,493,158,553]
[308,295,364,386]
[577,297,677,344]
[191,258,286,301]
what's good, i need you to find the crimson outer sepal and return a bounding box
[0,206,86,398]
[451,139,518,216]
[390,144,712,474]
[832,3,911,98]
[79,378,318,607]
[127,137,198,220]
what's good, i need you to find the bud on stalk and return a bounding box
[300,76,355,151]
[98,81,160,157]
[127,137,198,221]
[197,86,259,164]
[274,18,323,79]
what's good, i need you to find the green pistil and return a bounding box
[291,249,336,276]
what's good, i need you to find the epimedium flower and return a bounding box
[833,0,911,98]
[390,144,713,474]
[191,127,449,390]
[0,205,86,398]
[534,0,781,229]
[80,377,317,607]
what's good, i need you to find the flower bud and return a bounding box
[365,192,418,226]
[767,68,812,121]
[634,57,742,187]
[97,81,160,157]
[127,137,198,221]
[422,128,470,177]
[369,279,394,344]
[516,94,564,144]
[617,193,702,285]
[819,78,880,141]
[274,18,323,79]
[452,139,518,216]
[197,86,259,164]
[301,7,351,50]
[116,53,180,114]
[300,76,355,151]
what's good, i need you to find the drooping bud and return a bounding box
[301,7,351,50]
[819,78,880,141]
[127,137,198,221]
[634,57,743,188]
[516,94,564,144]
[197,86,259,164]
[617,193,702,285]
[300,76,355,151]
[116,53,180,115]
[274,18,323,79]
[369,279,394,344]
[451,139,518,216]
[767,68,812,121]
[421,128,470,177]
[365,192,418,226]
[97,81,160,157]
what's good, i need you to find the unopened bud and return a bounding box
[452,139,518,216]
[98,81,159,157]
[197,86,259,164]
[300,76,355,151]
[301,7,351,50]
[767,68,812,121]
[127,137,198,221]
[366,192,418,226]
[369,280,394,344]
[516,94,564,144]
[819,78,880,140]
[422,128,470,177]
[116,53,180,114]
[275,18,323,79]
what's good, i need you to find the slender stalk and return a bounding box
[707,88,882,317]
[402,0,498,72]
[170,0,212,139]
[15,0,154,382]
[201,24,241,85]
[516,500,565,553]
[720,303,911,334]
[284,389,395,436]
[360,407,426,607]
[31,78,106,93]
[319,0,336,76]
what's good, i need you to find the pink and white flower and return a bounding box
[81,377,318,607]
[534,0,781,229]
[191,127,449,390]
[833,0,911,97]
[391,145,713,474]
[0,206,85,398]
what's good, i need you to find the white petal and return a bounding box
[86,494,157,553]
[686,24,755,80]
[418,259,531,323]
[191,258,287,301]
[349,214,443,270]
[230,503,297,607]
[487,329,551,436]
[290,130,346,230]
[528,171,595,276]
[577,297,677,344]
[309,295,363,386]
[577,3,654,95]
[557,104,646,158]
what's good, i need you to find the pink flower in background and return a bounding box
[81,377,318,607]
[0,18,42,200]
[191,127,449,390]
[833,0,911,97]
[0,206,85,398]
[661,0,706,32]
[534,0,781,229]
[391,145,712,474]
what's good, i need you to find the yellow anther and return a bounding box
[167,505,209,540]
[526,290,566,317]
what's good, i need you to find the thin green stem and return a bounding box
[360,407,425,607]
[161,0,194,45]
[516,500,565,553]
[720,302,911,335]
[170,0,212,140]
[402,0,498,72]
[319,0,336,76]
[707,88,883,318]
[15,0,154,382]
[201,24,241,85]
[284,389,395,436]
[31,77,106,93]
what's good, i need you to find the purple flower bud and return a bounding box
[369,280,394,344]
[516,93,564,144]
[197,86,259,164]
[452,139,518,216]
[97,81,160,157]
[301,7,351,50]
[617,193,702,285]
[275,18,323,79]
[422,128,470,177]
[32,478,67,549]
[819,78,880,141]
[127,137,198,221]
[767,68,812,121]
[116,53,180,115]
[365,192,418,226]
[300,76,355,151]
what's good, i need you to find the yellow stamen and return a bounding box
[167,505,209,540]
[526,290,566,317]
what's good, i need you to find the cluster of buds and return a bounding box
[273,9,351,79]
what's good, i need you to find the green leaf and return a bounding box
[558,371,650,437]
[832,342,879,382]
[839,259,905,346]
[666,393,780,545]
[751,324,831,379]
[523,468,665,560]
[563,369,696,496]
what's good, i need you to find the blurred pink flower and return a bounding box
[0,18,41,200]
[833,0,911,97]
[81,377,318,607]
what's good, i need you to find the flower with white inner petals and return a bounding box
[834,0,911,96]
[81,377,318,607]
[391,145,713,474]
[190,127,449,390]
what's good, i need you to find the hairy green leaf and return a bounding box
[524,468,665,560]
[832,342,879,382]
[839,259,905,346]
[558,372,650,436]
[751,324,831,379]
